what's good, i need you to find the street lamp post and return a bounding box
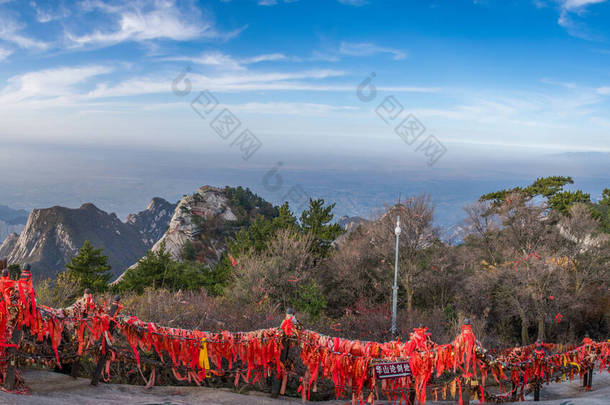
[392,216,401,338]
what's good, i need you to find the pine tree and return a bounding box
[117,242,222,294]
[300,198,344,257]
[599,188,610,206]
[273,202,298,231]
[65,240,112,293]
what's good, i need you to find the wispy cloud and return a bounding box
[0,65,112,104]
[67,0,243,47]
[0,46,12,61]
[597,86,610,95]
[244,53,288,63]
[223,101,357,116]
[337,0,368,6]
[258,0,299,5]
[166,51,288,71]
[86,69,348,98]
[29,0,71,23]
[339,41,407,60]
[556,0,607,39]
[0,15,49,50]
[562,0,606,11]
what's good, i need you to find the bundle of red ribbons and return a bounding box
[0,279,608,403]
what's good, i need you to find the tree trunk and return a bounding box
[404,274,413,312]
[515,301,529,345]
[537,317,545,342]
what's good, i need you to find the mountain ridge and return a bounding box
[0,198,175,280]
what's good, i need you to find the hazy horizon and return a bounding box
[0,140,607,234]
[1,0,609,231]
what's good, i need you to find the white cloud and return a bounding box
[224,102,357,116]
[167,51,289,70]
[339,41,407,60]
[67,0,241,47]
[86,69,348,98]
[29,1,71,23]
[83,70,440,100]
[562,0,607,11]
[243,53,288,64]
[176,52,245,70]
[337,0,369,6]
[597,86,610,95]
[0,65,112,104]
[0,46,13,61]
[0,17,49,50]
[257,0,299,5]
[555,0,607,39]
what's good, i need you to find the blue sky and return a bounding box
[1,0,610,161]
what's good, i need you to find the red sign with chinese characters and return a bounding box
[373,361,412,379]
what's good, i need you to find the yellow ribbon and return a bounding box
[199,337,210,377]
[568,362,580,372]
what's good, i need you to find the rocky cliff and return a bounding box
[1,198,174,279]
[149,186,240,263]
[116,186,277,282]
[0,232,19,258]
[0,205,28,245]
[125,197,177,249]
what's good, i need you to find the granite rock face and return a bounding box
[1,199,174,280]
[0,205,28,247]
[125,197,177,249]
[148,186,238,264]
[115,185,278,283]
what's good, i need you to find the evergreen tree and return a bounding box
[116,242,225,294]
[481,176,608,233]
[273,202,298,231]
[228,202,300,256]
[65,240,112,293]
[599,188,610,206]
[212,202,301,291]
[300,198,344,257]
[480,176,575,206]
[182,240,196,261]
[548,190,591,215]
[7,264,20,280]
[591,188,610,233]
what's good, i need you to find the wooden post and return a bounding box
[70,359,81,379]
[3,329,21,391]
[91,295,120,386]
[271,337,289,398]
[510,381,518,402]
[583,370,589,387]
[409,388,416,405]
[461,378,470,405]
[533,382,540,401]
[586,368,593,390]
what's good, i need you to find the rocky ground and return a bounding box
[0,369,607,405]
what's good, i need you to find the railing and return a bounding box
[1,278,608,404]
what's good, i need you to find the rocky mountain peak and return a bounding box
[147,197,169,211]
[147,186,237,264]
[116,186,277,283]
[0,232,19,258]
[125,197,177,249]
[0,205,29,245]
[1,199,175,280]
[79,202,100,211]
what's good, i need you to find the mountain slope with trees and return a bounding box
[34,176,610,346]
